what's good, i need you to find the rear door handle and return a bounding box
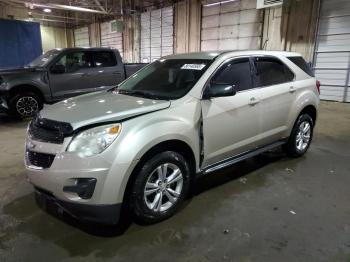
[248,97,260,106]
[289,86,296,93]
[113,71,122,75]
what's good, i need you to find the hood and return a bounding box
[39,91,171,130]
[0,67,42,75]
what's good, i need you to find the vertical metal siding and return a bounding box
[314,0,350,102]
[140,7,174,62]
[201,0,263,51]
[74,27,89,47]
[100,21,123,59]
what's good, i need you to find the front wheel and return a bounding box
[283,114,314,157]
[129,151,191,224]
[9,92,43,119]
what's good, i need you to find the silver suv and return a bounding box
[25,51,320,224]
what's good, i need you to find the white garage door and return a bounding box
[140,7,174,63]
[313,0,350,102]
[74,27,89,47]
[201,0,262,51]
[100,21,123,59]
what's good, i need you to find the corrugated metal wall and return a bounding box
[100,21,123,58]
[314,0,350,102]
[140,7,174,62]
[201,0,263,51]
[74,27,90,47]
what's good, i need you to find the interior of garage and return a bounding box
[0,0,350,261]
[1,0,348,101]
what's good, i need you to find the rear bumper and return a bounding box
[35,187,122,224]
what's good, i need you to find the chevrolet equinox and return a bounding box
[25,51,320,224]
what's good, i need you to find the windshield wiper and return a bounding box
[116,89,167,100]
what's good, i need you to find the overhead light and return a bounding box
[43,8,52,13]
[203,0,238,7]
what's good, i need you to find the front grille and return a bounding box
[26,150,56,169]
[28,115,73,144]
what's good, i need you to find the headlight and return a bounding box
[67,123,121,157]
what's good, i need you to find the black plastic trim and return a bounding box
[34,187,121,225]
[199,139,287,176]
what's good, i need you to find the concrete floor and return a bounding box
[0,101,349,262]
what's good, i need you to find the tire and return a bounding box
[129,151,191,224]
[9,92,43,119]
[283,114,314,157]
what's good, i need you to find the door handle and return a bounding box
[289,86,296,93]
[81,73,90,77]
[113,71,122,75]
[248,97,260,106]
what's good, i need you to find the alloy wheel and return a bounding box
[144,163,183,212]
[16,96,39,117]
[296,121,311,151]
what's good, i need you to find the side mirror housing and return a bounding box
[203,83,236,99]
[50,64,65,74]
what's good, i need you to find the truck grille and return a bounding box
[28,115,73,144]
[26,151,56,169]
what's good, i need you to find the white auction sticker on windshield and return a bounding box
[181,64,206,70]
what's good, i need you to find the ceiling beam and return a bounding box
[93,0,107,12]
[5,0,109,14]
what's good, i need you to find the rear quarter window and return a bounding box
[287,56,314,77]
[254,57,294,87]
[93,51,117,67]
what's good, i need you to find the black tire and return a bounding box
[283,114,314,157]
[9,92,43,119]
[129,151,191,224]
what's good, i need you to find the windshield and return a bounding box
[27,49,61,67]
[117,59,212,100]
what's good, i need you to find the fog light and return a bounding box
[63,178,97,199]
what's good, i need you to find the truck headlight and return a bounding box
[67,124,121,157]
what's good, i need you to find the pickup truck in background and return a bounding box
[0,47,147,118]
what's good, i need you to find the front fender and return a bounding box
[102,100,202,203]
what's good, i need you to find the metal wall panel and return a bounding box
[74,27,89,47]
[314,0,350,102]
[140,7,174,63]
[201,0,263,51]
[100,21,123,59]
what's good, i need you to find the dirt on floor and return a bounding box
[0,101,349,262]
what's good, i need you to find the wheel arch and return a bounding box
[298,104,317,124]
[9,84,45,102]
[121,139,196,205]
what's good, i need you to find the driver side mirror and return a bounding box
[50,64,65,74]
[203,83,236,99]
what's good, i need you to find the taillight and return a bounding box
[316,80,321,94]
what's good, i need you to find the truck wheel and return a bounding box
[9,92,43,119]
[283,114,314,157]
[129,151,191,224]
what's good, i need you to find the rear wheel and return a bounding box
[283,114,314,157]
[129,151,191,224]
[9,92,43,119]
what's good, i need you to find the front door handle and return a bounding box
[248,97,260,106]
[289,86,296,93]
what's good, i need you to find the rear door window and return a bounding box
[55,51,92,73]
[211,58,253,92]
[93,51,117,67]
[254,57,294,87]
[287,56,314,77]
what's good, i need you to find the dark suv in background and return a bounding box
[0,47,146,118]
